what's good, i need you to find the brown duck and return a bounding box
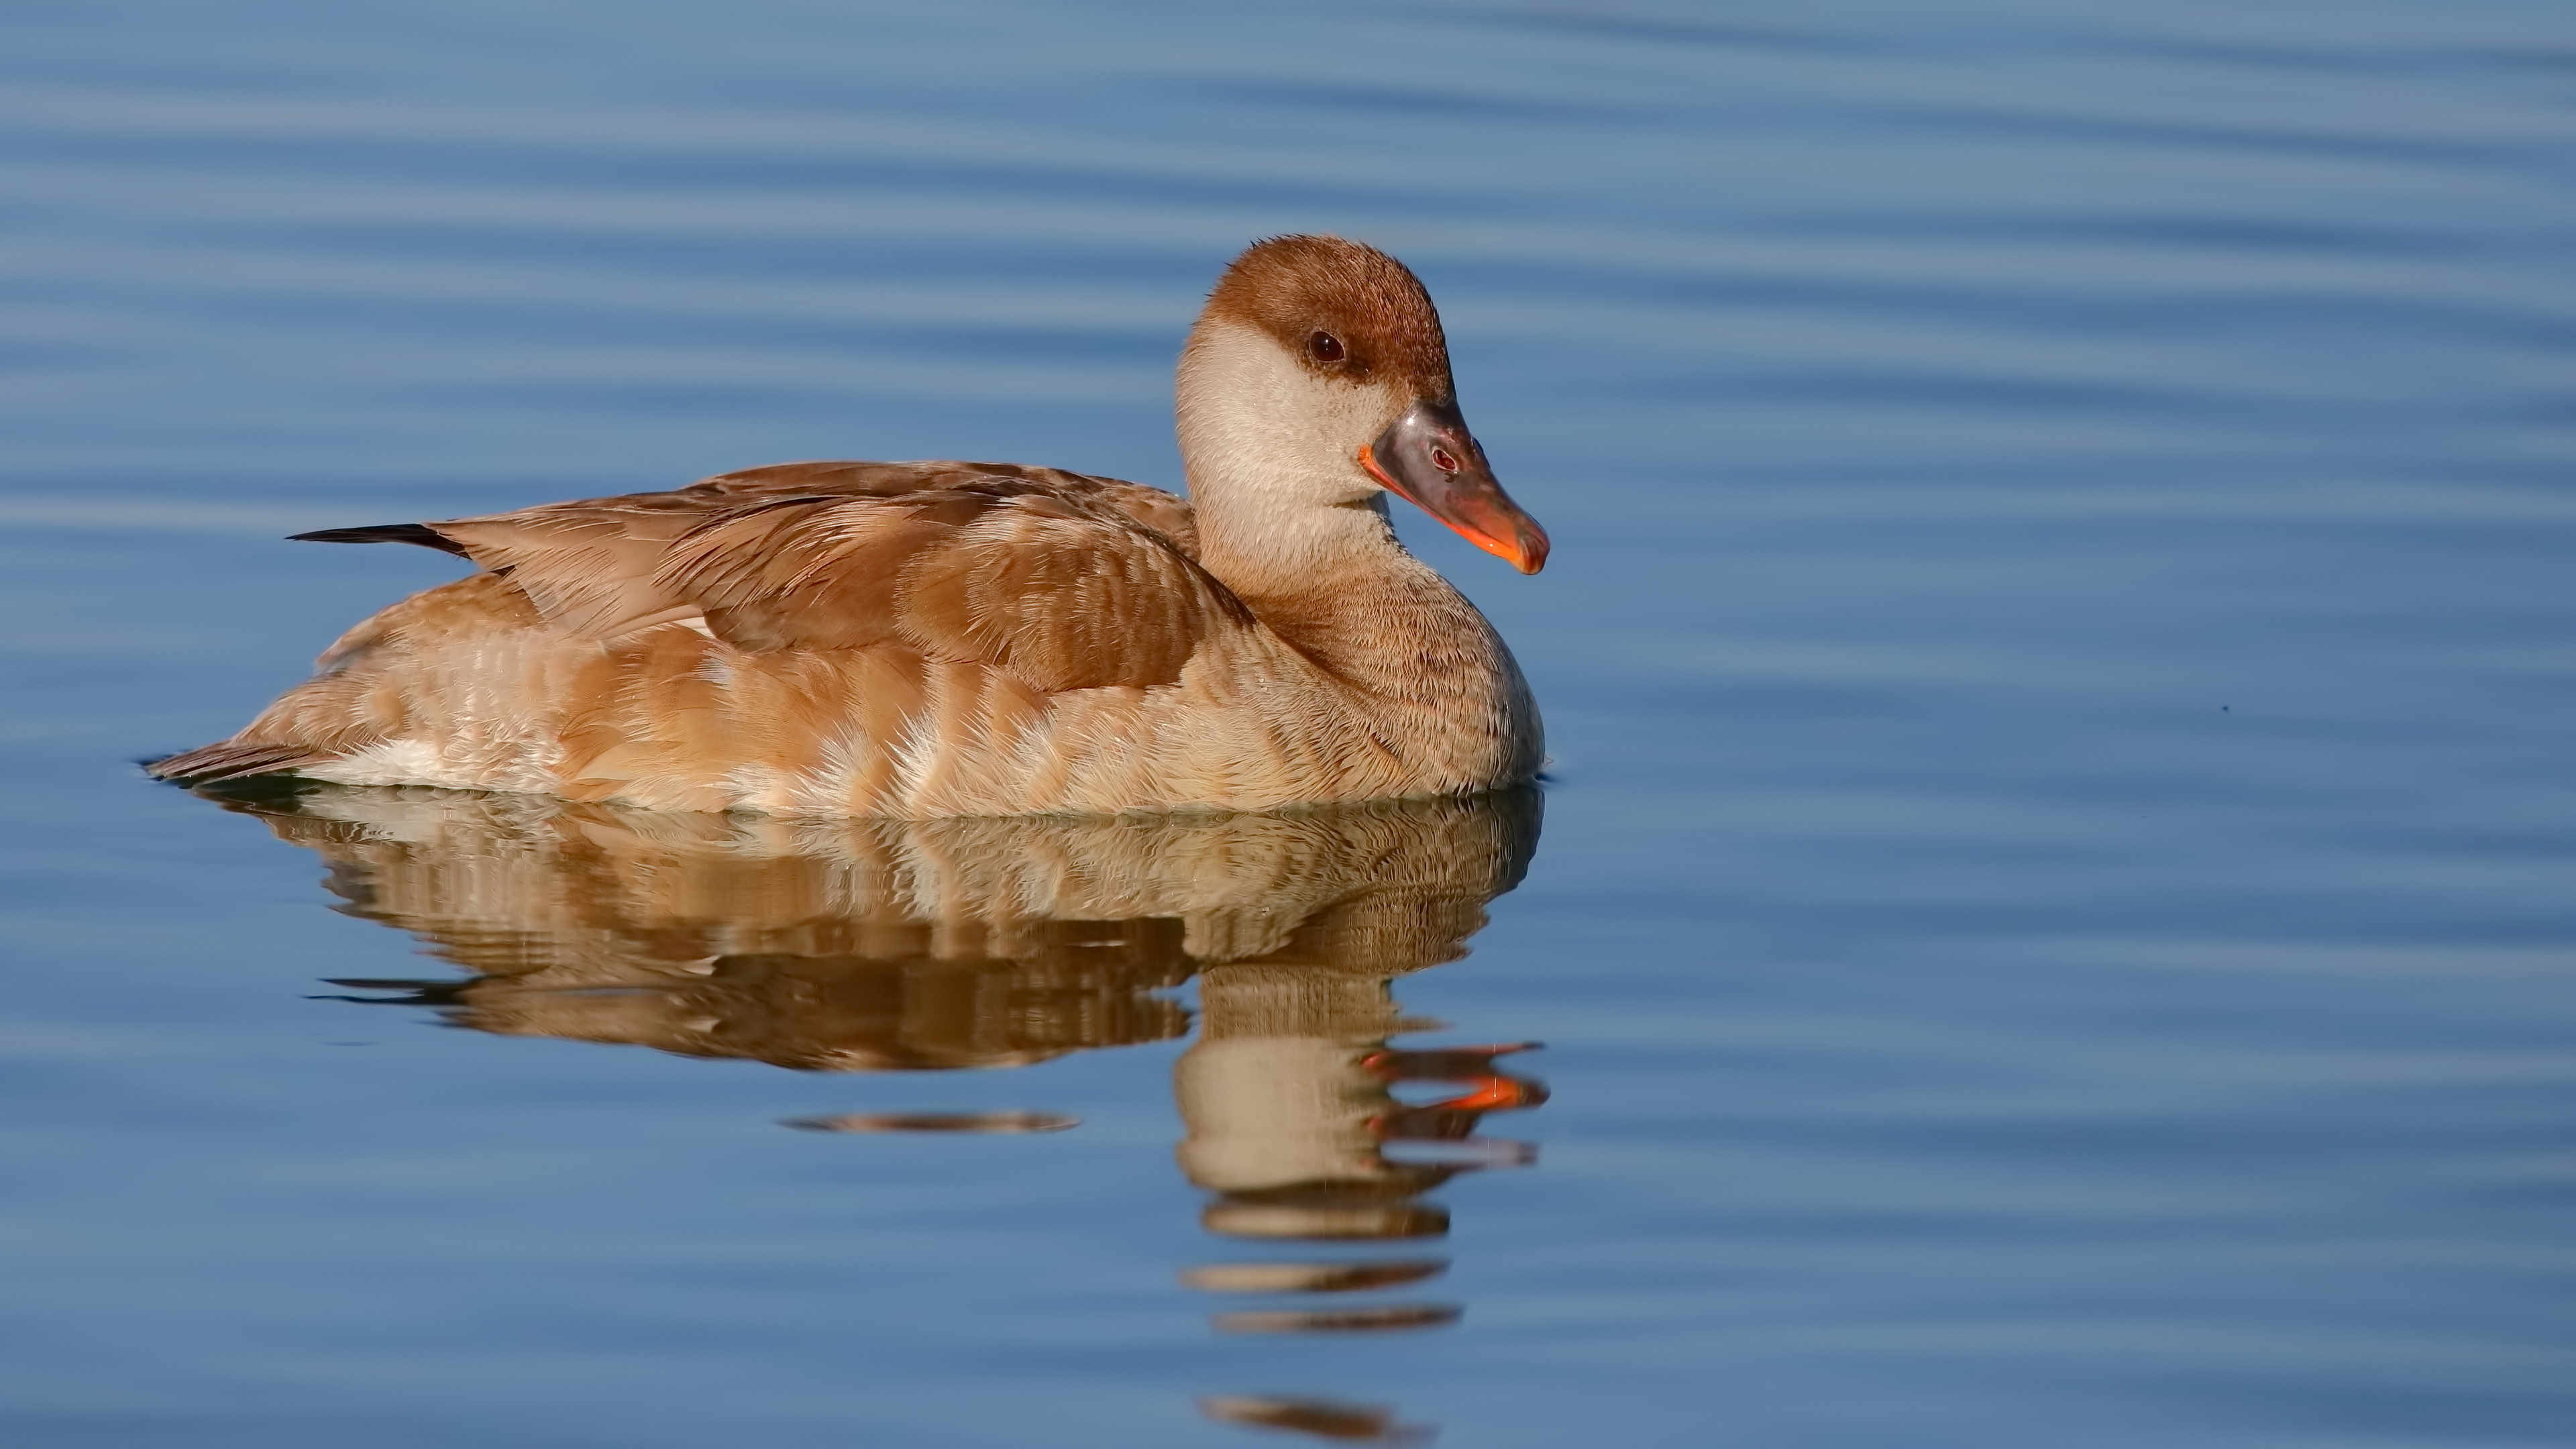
[150,235,1548,817]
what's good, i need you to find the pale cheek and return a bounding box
[1178,321,1407,506]
[1251,355,1388,458]
[1324,381,1405,461]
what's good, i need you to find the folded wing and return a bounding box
[431,460,1230,690]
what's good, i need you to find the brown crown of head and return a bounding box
[1200,235,1458,404]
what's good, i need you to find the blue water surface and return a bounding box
[2,1,2571,1444]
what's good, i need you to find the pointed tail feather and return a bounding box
[145,741,327,783]
[288,523,469,557]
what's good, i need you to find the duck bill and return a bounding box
[1360,401,1550,574]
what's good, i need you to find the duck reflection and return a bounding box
[1199,1395,1437,1445]
[189,778,1546,1443]
[1179,963,1546,1341]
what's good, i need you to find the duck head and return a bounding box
[1177,235,1550,576]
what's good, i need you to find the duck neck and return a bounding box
[1193,487,1414,606]
[1186,464,1503,708]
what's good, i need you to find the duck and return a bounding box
[148,235,1548,818]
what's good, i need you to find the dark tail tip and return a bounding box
[144,741,320,783]
[289,523,468,557]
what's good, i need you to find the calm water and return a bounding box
[4,1,2572,1444]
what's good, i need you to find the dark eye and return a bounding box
[1430,445,1461,474]
[1307,331,1344,363]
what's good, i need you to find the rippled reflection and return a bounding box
[191,777,1546,1440]
[1198,1395,1436,1446]
[784,1110,1081,1134]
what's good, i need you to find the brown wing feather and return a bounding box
[894,501,1244,690]
[653,481,1242,690]
[650,496,957,652]
[425,460,1197,642]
